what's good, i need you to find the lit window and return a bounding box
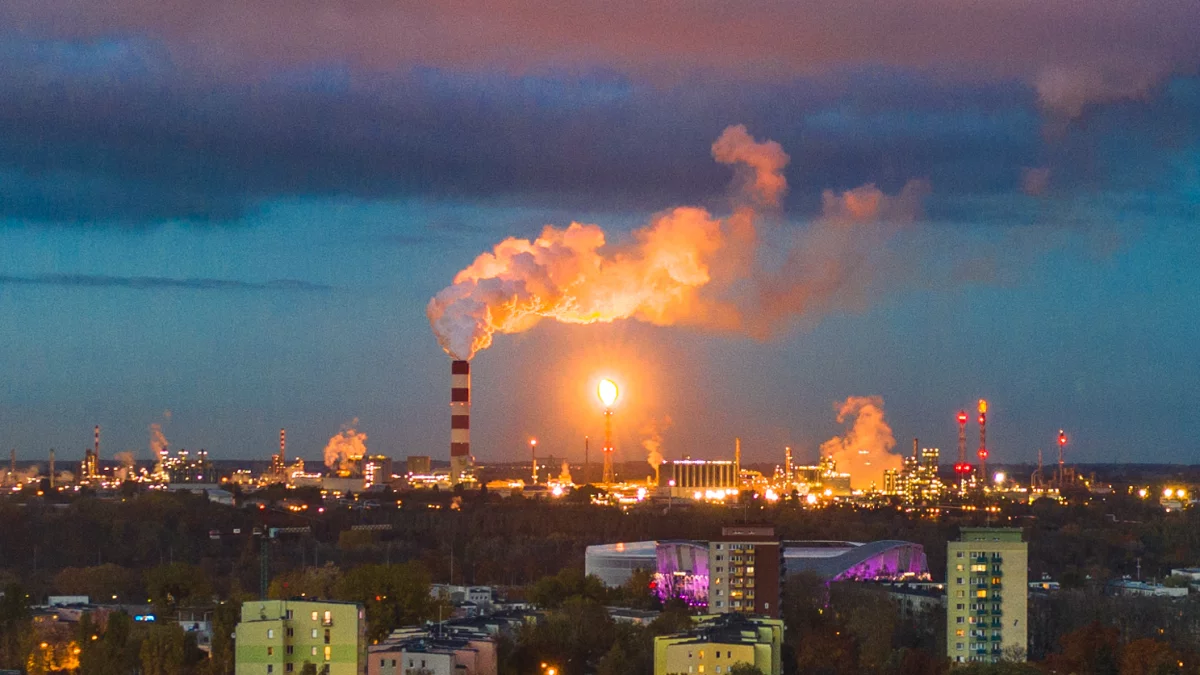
[311,647,318,656]
[955,630,964,637]
[267,647,274,656]
[311,629,318,638]
[324,646,332,661]
[267,629,275,639]
[311,612,318,621]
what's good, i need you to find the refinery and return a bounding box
[1,361,1187,514]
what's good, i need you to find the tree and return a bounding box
[334,563,438,642]
[1045,621,1121,675]
[1120,638,1179,675]
[268,564,341,600]
[140,623,187,675]
[79,611,142,675]
[300,662,318,675]
[0,583,32,670]
[728,663,766,675]
[145,562,213,610]
[54,564,140,602]
[203,600,241,675]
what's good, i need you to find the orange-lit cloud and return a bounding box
[428,127,932,359]
[427,124,782,359]
[819,395,901,489]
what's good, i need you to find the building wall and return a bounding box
[653,618,784,675]
[708,527,781,618]
[946,528,1028,664]
[236,600,364,675]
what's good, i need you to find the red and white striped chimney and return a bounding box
[450,360,472,482]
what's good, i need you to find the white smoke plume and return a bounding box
[114,451,137,481]
[641,415,673,471]
[149,423,169,456]
[819,396,901,490]
[428,125,930,360]
[558,460,573,484]
[427,124,786,360]
[324,419,367,476]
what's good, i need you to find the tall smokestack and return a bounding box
[977,399,988,488]
[450,360,473,483]
[784,446,793,482]
[94,425,100,464]
[49,449,55,489]
[735,437,742,479]
[280,428,286,463]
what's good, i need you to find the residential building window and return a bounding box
[956,578,963,585]
[267,629,275,639]
[286,628,294,638]
[324,646,332,661]
[956,617,964,624]
[311,629,318,638]
[311,647,318,656]
[286,646,293,655]
[267,647,274,656]
[324,629,331,644]
[311,612,318,621]
[286,665,294,673]
[286,610,294,619]
[956,551,964,558]
[267,666,274,674]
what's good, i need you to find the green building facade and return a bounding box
[946,527,1028,664]
[235,599,365,675]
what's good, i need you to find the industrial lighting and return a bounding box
[598,379,619,408]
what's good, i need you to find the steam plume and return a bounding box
[324,419,367,476]
[149,423,169,456]
[641,415,673,471]
[428,125,928,359]
[427,124,785,360]
[819,396,901,489]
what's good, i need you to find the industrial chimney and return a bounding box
[450,360,473,483]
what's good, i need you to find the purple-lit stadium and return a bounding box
[586,539,928,606]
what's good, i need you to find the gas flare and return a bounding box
[819,396,901,489]
[324,419,367,477]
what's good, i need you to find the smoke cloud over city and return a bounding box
[819,395,901,489]
[427,126,929,360]
[324,419,367,476]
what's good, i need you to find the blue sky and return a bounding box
[1,3,1198,468]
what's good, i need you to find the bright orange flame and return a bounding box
[978,399,987,414]
[598,379,619,408]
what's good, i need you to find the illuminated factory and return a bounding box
[883,440,945,502]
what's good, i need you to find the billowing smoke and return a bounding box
[114,451,136,481]
[819,396,901,489]
[558,460,573,484]
[641,415,673,472]
[427,124,786,360]
[428,125,929,360]
[149,423,169,456]
[324,419,367,477]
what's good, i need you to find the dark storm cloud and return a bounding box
[0,27,1196,225]
[0,273,333,291]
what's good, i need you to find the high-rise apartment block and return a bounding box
[235,600,365,675]
[707,526,781,618]
[946,528,1027,663]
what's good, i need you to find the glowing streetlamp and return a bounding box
[598,379,619,484]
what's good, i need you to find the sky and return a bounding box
[1,0,1199,471]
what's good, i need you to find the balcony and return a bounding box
[975,608,988,616]
[991,569,1003,577]
[991,635,1002,642]
[975,556,988,564]
[991,609,1003,617]
[991,583,1003,590]
[976,582,988,589]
